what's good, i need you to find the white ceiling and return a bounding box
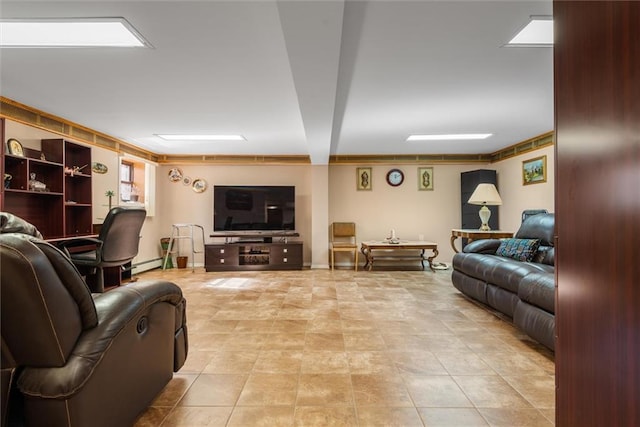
[0,0,553,164]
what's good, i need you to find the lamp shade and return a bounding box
[468,183,502,206]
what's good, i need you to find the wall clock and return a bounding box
[386,168,404,186]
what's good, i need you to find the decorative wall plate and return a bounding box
[7,138,24,157]
[92,162,108,174]
[168,168,183,182]
[182,176,192,186]
[192,178,207,193]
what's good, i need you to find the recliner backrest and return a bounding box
[99,207,146,263]
[0,234,98,368]
[515,213,555,247]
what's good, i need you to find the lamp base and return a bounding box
[478,205,492,231]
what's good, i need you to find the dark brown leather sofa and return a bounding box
[0,213,188,427]
[451,213,555,350]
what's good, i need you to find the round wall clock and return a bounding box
[386,168,404,187]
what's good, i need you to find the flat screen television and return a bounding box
[213,185,295,231]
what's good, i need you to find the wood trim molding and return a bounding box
[2,96,553,165]
[0,96,159,162]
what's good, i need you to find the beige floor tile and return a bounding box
[417,407,489,426]
[253,350,303,373]
[134,268,556,426]
[301,350,350,373]
[403,375,473,407]
[391,350,448,376]
[201,351,259,374]
[502,375,556,408]
[305,333,345,351]
[357,407,424,426]
[294,406,358,426]
[236,374,298,406]
[453,375,533,409]
[159,406,233,427]
[151,374,198,407]
[227,406,295,427]
[351,373,413,407]
[296,374,354,406]
[178,374,247,407]
[346,351,397,374]
[478,408,554,426]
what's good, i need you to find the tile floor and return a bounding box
[134,268,555,427]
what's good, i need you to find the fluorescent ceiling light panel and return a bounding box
[407,134,492,141]
[0,18,151,47]
[508,17,553,45]
[156,134,246,141]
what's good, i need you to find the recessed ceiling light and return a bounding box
[156,134,246,141]
[407,134,493,141]
[0,18,151,48]
[507,17,553,46]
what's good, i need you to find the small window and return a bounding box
[120,161,135,201]
[118,156,155,216]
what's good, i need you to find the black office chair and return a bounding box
[59,207,146,292]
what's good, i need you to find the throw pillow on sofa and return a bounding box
[495,238,540,262]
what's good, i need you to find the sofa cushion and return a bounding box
[453,253,553,293]
[533,246,555,265]
[496,238,540,262]
[518,272,555,314]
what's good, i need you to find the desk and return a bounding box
[360,240,439,272]
[450,229,513,253]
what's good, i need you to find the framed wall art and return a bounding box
[522,155,547,185]
[418,167,434,191]
[356,167,372,191]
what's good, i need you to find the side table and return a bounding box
[450,229,513,253]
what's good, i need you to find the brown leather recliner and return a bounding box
[0,213,188,427]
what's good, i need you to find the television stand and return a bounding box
[205,232,302,271]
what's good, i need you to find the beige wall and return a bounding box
[156,164,313,266]
[328,151,555,265]
[494,145,555,233]
[5,119,554,269]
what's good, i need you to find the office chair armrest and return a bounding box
[55,237,103,257]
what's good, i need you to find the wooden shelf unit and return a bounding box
[2,127,93,239]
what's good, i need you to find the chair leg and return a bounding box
[331,250,334,270]
[354,250,358,272]
[88,267,105,293]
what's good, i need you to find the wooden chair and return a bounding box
[330,222,358,271]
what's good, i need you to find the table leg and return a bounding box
[426,247,439,272]
[420,249,425,270]
[450,235,460,253]
[361,245,373,271]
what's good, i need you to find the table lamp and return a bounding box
[468,183,502,231]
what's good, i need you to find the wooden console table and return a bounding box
[360,240,439,272]
[450,229,513,253]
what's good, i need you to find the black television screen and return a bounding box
[214,186,295,231]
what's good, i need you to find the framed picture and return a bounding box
[356,167,372,191]
[522,155,547,185]
[418,167,434,190]
[7,138,24,157]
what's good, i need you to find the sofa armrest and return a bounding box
[462,239,502,254]
[17,281,184,398]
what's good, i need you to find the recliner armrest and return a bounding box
[16,280,184,398]
[462,238,502,254]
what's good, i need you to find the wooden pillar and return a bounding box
[554,1,640,426]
